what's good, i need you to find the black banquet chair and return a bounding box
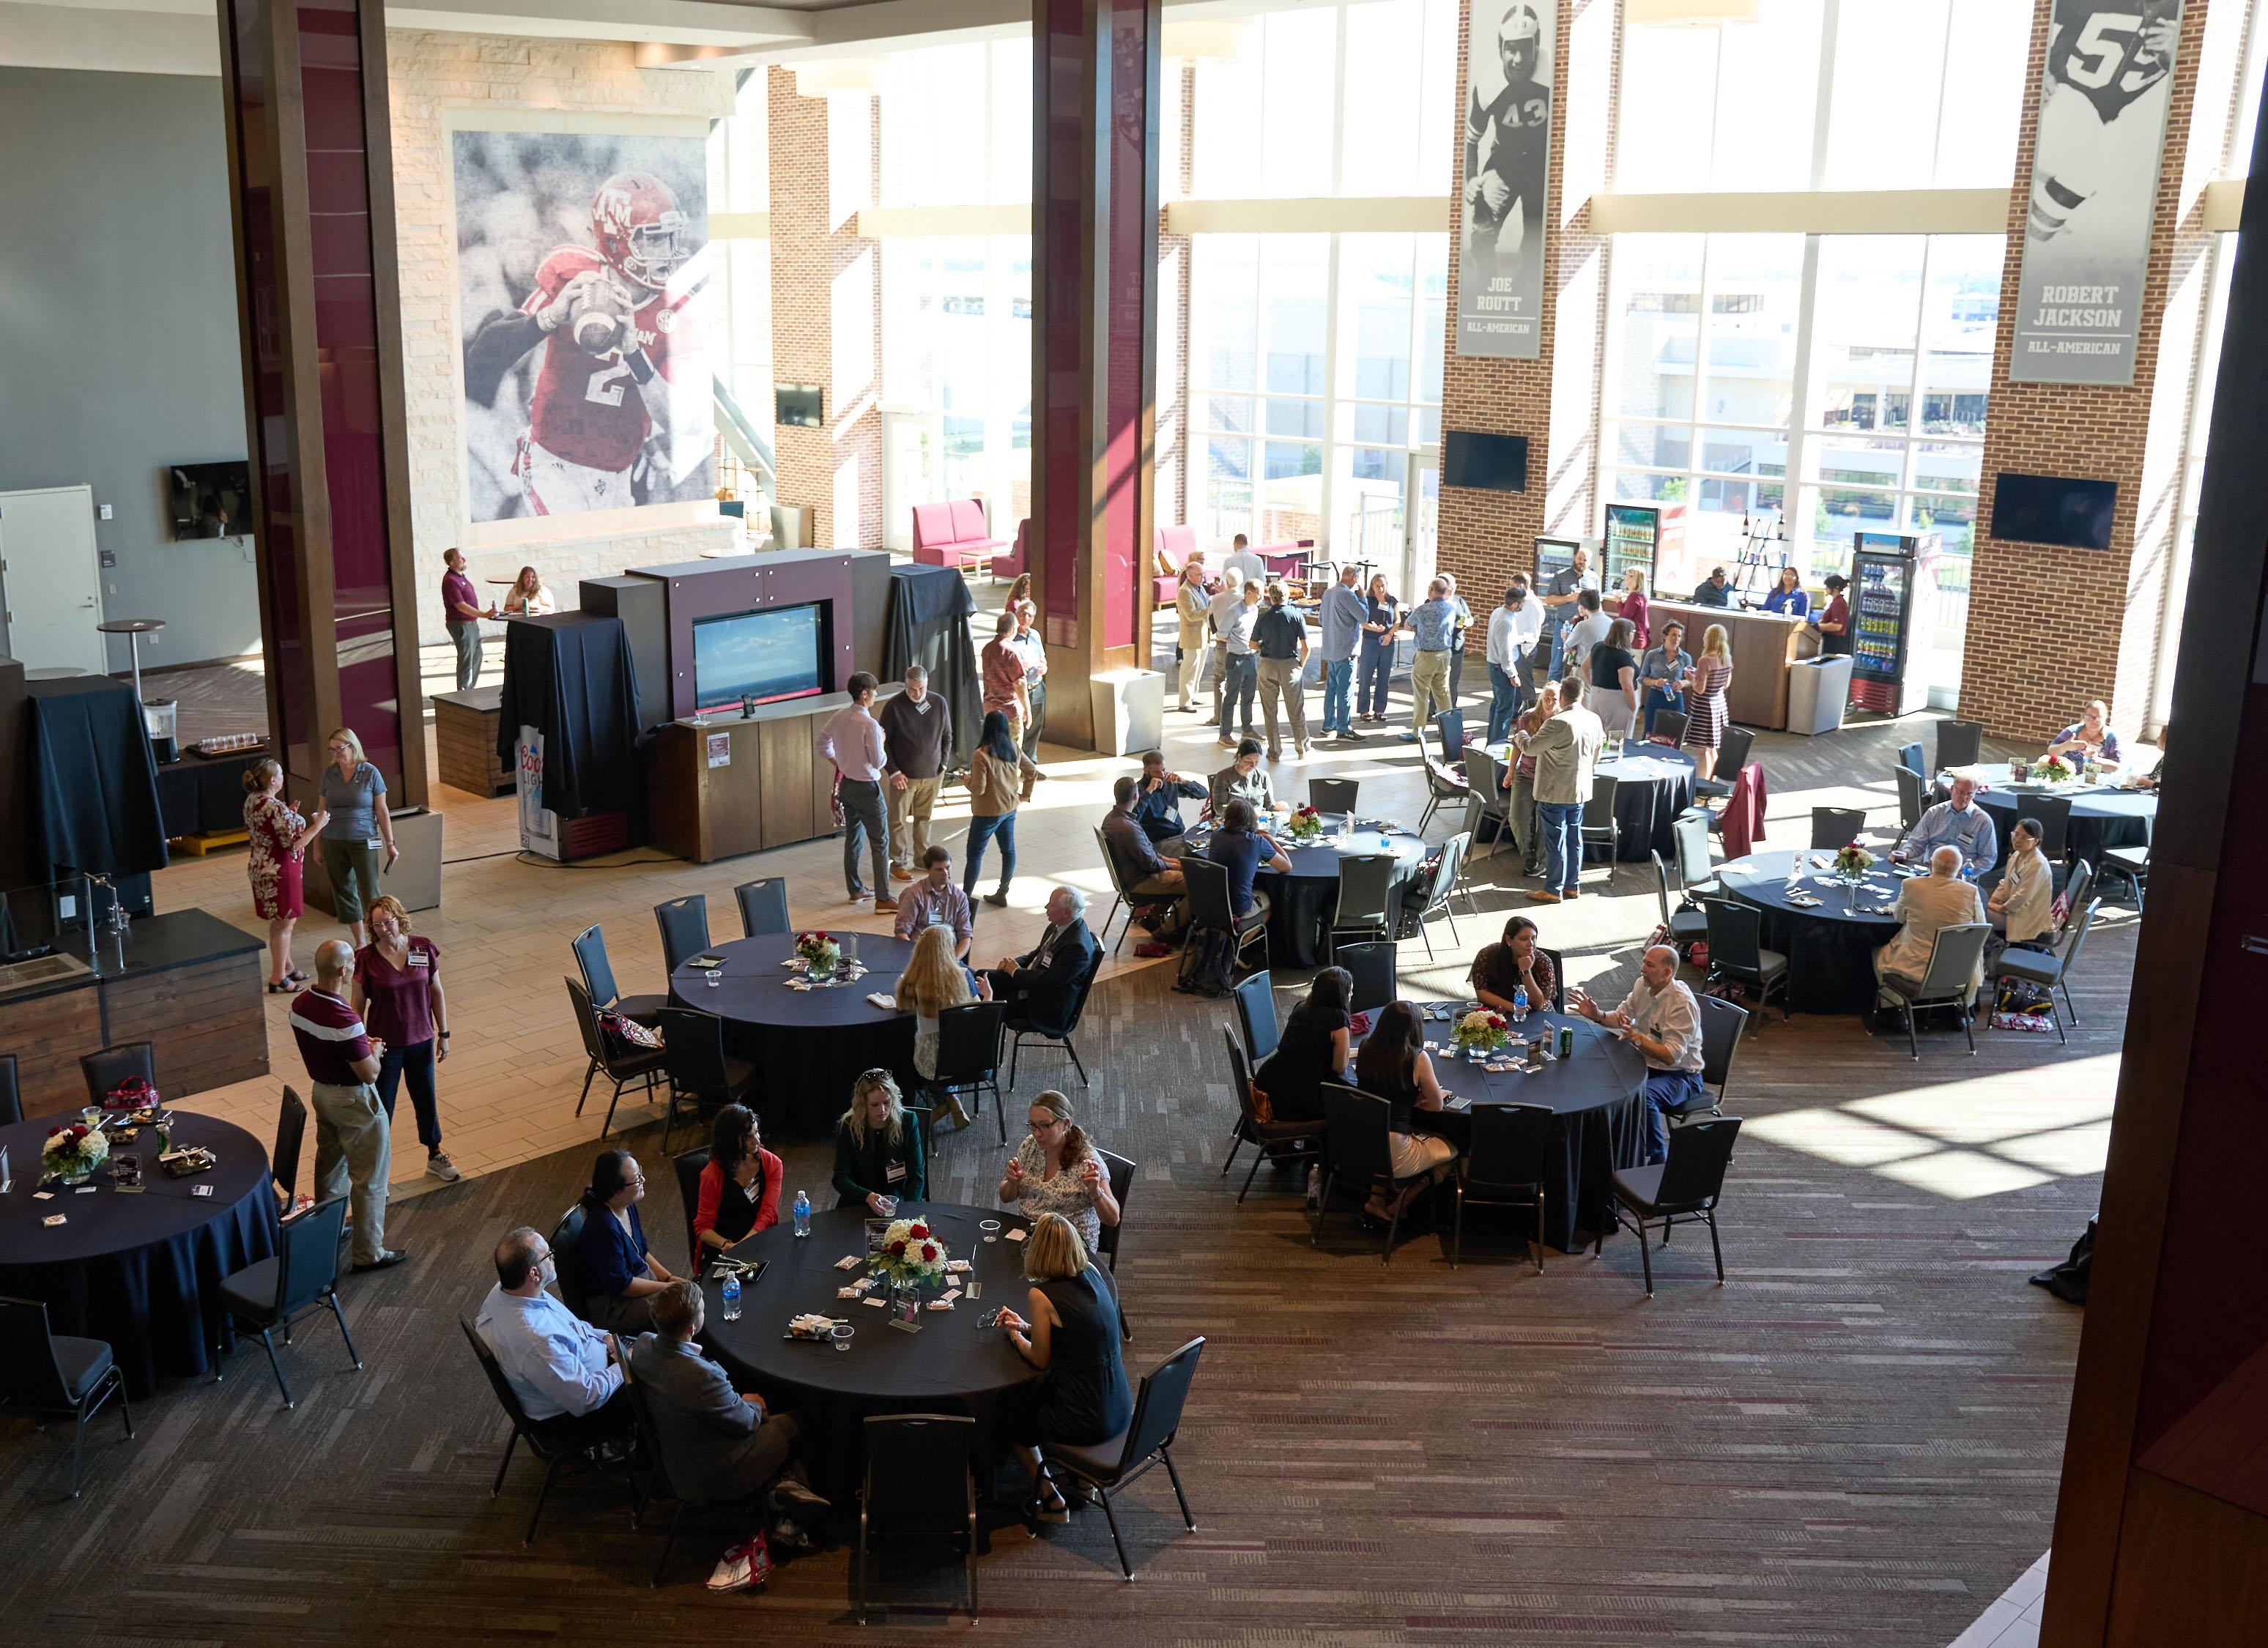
[79,1040,156,1107]
[1461,747,1512,859]
[1648,708,1688,746]
[1597,1115,1743,1299]
[1308,776,1359,816]
[1039,1336,1206,1580]
[0,1051,21,1125]
[1220,1029,1321,1202]
[1314,1084,1441,1264]
[1404,828,1472,959]
[653,1006,757,1154]
[1809,806,1867,850]
[1652,852,1708,952]
[1005,946,1107,1088]
[930,999,1009,1142]
[572,923,667,1025]
[1702,899,1788,1025]
[1179,855,1270,978]
[1935,719,1983,773]
[1326,853,1398,960]
[462,1316,638,1548]
[653,896,711,976]
[0,1295,133,1497]
[1451,1102,1552,1273]
[672,1146,711,1274]
[1989,899,2102,1047]
[1337,940,1398,1020]
[1879,923,1991,1058]
[858,1414,979,1622]
[273,1085,308,1213]
[566,976,667,1136]
[1231,970,1280,1066]
[1691,995,1749,1119]
[1695,725,1754,802]
[215,1194,360,1409]
[734,877,790,938]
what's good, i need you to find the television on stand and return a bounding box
[691,602,829,713]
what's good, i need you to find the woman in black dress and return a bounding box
[997,1211,1133,1521]
[1350,1001,1458,1222]
[1253,966,1352,1125]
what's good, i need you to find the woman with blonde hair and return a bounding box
[243,757,326,992]
[1682,623,1735,786]
[350,892,457,1180]
[833,1069,924,1213]
[993,1211,1132,1521]
[998,1089,1120,1252]
[500,565,555,617]
[896,923,990,1130]
[316,726,396,948]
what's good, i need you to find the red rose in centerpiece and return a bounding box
[889,1239,908,1258]
[70,1124,89,1140]
[908,1223,930,1239]
[919,1242,938,1262]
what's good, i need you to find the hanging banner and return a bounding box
[2009,1,2184,385]
[1456,0,1554,360]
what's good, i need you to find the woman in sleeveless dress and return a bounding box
[1683,623,1735,786]
[996,1212,1133,1521]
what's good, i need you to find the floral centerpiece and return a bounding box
[42,1121,109,1184]
[793,930,842,976]
[2037,755,2075,786]
[1833,843,1875,880]
[872,1217,950,1289]
[1284,803,1324,843]
[1452,1007,1509,1058]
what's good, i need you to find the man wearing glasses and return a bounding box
[473,1226,634,1452]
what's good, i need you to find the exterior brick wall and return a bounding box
[386,30,735,647]
[1958,0,2238,748]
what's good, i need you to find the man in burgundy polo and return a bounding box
[441,548,492,693]
[289,938,406,1270]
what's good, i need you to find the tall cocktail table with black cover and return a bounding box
[1714,849,1905,1015]
[1183,817,1430,968]
[699,1203,1042,1504]
[670,932,921,1133]
[0,1110,278,1398]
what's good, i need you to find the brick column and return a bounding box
[1958,0,2246,748]
[1437,0,1617,666]
[767,67,881,551]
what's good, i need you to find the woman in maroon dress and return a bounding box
[243,759,324,993]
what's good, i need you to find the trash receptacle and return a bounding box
[1090,668,1166,757]
[1786,655,1853,736]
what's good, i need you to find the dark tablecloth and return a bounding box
[154,749,264,838]
[1187,820,1429,968]
[495,612,643,817]
[1594,746,1697,863]
[0,1110,278,1398]
[25,675,168,879]
[1974,787,2155,869]
[1716,849,1905,1015]
[671,932,921,1134]
[701,1203,1042,1504]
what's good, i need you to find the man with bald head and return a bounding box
[473,1225,632,1450]
[1875,844,1989,1008]
[1571,943,1705,1164]
[289,936,404,1270]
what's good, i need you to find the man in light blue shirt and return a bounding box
[1317,564,1367,741]
[1215,579,1262,746]
[1401,578,1458,743]
[474,1226,633,1448]
[1894,775,1998,880]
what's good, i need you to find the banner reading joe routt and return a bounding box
[1456,0,1554,362]
[2009,0,2183,386]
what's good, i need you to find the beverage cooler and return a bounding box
[1848,530,1938,716]
[1602,502,1661,590]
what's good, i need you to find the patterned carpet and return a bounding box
[0,882,2123,1645]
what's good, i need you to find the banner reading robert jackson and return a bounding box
[1456,0,1554,362]
[2010,0,2182,386]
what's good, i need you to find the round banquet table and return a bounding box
[1357,1007,1648,1251]
[1969,783,2155,870]
[670,932,921,1135]
[1716,848,1906,1016]
[0,1110,278,1398]
[701,1203,1043,1504]
[1592,743,1697,864]
[1185,816,1430,968]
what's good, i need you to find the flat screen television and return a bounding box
[1990,472,2116,551]
[167,461,252,540]
[1443,430,1528,493]
[692,603,826,712]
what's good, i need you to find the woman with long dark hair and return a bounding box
[562,1148,679,1332]
[1254,968,1351,1126]
[1350,1001,1456,1222]
[694,1105,783,1252]
[960,708,1040,906]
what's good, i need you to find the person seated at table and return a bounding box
[1875,845,1988,1006]
[1691,566,1732,607]
[1570,945,1704,1165]
[1893,774,1997,880]
[1984,817,2057,970]
[1207,798,1292,923]
[998,1089,1121,1253]
[985,886,1100,1036]
[1132,748,1206,852]
[1350,1000,1459,1223]
[694,1105,784,1255]
[474,1225,633,1451]
[892,845,975,962]
[629,1280,830,1571]
[562,1149,681,1333]
[1102,776,1187,940]
[897,922,988,1130]
[2137,724,2168,793]
[1209,737,1278,818]
[832,1069,925,1214]
[1760,565,1810,617]
[2047,699,2122,768]
[1470,915,1557,1016]
[500,564,556,617]
[1254,967,1352,1127]
[995,1211,1133,1523]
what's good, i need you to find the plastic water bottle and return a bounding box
[721,1269,741,1321]
[793,1190,811,1239]
[1512,984,1528,1025]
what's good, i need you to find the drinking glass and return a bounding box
[705,969,722,989]
[831,1324,855,1354]
[979,1219,1001,1244]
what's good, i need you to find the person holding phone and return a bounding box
[832,1069,924,1214]
[996,1212,1131,1523]
[998,1090,1119,1252]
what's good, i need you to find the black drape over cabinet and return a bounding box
[26,675,168,880]
[494,613,644,818]
[881,565,979,771]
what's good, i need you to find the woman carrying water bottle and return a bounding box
[1469,914,1557,1017]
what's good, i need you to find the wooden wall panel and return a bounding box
[103,953,269,1098]
[0,986,106,1118]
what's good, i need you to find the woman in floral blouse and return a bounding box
[242,759,325,993]
[998,1089,1119,1252]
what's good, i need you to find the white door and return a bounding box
[0,486,105,675]
[1404,451,1439,596]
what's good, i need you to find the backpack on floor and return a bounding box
[1174,927,1238,998]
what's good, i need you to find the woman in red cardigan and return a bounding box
[694,1105,784,1254]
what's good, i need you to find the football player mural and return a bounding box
[1456,1,1553,361]
[2011,1,2184,385]
[456,132,714,522]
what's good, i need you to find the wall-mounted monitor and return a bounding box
[1990,472,2116,551]
[776,384,824,429]
[167,461,252,540]
[692,602,827,711]
[1442,431,1528,493]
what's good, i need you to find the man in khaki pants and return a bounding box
[1250,582,1312,761]
[879,665,952,880]
[287,939,405,1270]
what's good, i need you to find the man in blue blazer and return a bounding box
[984,886,1100,1037]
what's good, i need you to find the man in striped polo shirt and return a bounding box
[289,939,407,1271]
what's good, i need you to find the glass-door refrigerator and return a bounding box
[1602,502,1661,591]
[1848,531,1936,716]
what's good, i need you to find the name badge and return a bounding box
[885,1161,907,1184]
[366,836,384,850]
[408,951,430,968]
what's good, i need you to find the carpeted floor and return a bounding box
[0,888,2121,1645]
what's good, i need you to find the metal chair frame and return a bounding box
[1880,922,1990,1059]
[1595,1116,1742,1298]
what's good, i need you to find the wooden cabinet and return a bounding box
[1648,602,1815,731]
[649,693,854,864]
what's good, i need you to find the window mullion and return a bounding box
[1322,231,1342,557]
[1784,234,1826,562]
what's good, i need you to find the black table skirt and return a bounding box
[0,1113,278,1398]
[1473,749,1694,865]
[1717,854,1902,1016]
[153,750,264,838]
[1974,790,2154,870]
[1213,825,1427,970]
